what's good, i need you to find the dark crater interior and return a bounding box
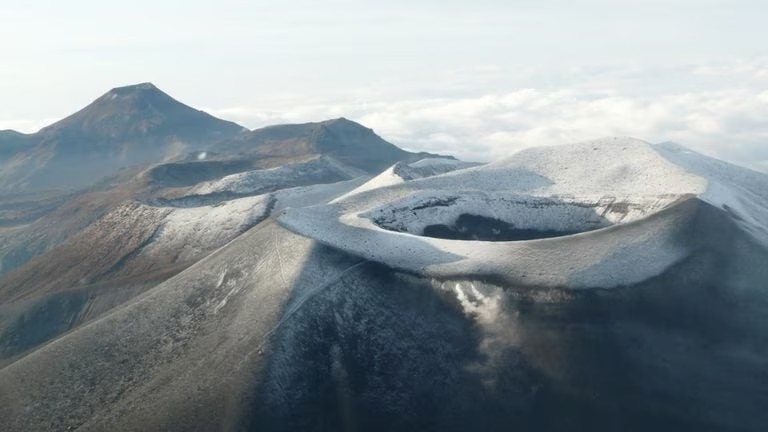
[421,214,584,241]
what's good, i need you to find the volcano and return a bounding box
[0,83,246,191]
[0,92,766,431]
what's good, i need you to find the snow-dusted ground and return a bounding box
[141,195,273,261]
[66,168,371,279]
[280,138,768,289]
[654,141,768,243]
[191,156,366,196]
[135,175,370,263]
[273,177,369,211]
[334,157,478,202]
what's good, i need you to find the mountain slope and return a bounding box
[212,117,446,173]
[40,83,244,145]
[0,83,246,191]
[0,130,33,161]
[0,167,370,363]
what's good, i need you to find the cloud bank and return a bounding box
[4,62,767,172]
[209,62,768,172]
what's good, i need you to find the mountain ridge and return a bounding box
[0,83,248,191]
[0,83,446,192]
[213,116,445,173]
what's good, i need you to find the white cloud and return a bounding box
[208,83,768,172]
[692,60,768,80]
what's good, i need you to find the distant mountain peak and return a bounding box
[318,117,369,130]
[212,116,444,173]
[0,83,246,191]
[320,117,353,124]
[41,82,243,140]
[95,82,175,106]
[108,82,159,92]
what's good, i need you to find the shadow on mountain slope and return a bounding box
[0,209,766,431]
[245,236,768,432]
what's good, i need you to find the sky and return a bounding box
[1,0,767,170]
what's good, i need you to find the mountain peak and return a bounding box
[320,117,354,125]
[318,117,371,131]
[97,82,171,104]
[2,83,247,190]
[43,82,242,140]
[109,82,159,92]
